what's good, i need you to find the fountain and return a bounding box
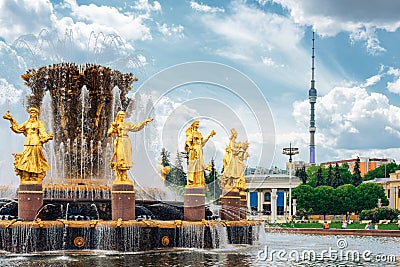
[0,63,262,253]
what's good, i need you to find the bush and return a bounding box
[294,208,313,220]
[359,207,400,223]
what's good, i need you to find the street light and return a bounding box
[282,143,299,218]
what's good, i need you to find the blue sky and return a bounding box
[1,0,400,182]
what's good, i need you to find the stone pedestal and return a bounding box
[18,184,43,221]
[184,186,205,221]
[239,191,247,220]
[220,189,241,221]
[112,184,135,220]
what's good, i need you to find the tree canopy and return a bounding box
[292,182,389,215]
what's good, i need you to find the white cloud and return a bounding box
[362,74,381,87]
[271,0,400,54]
[293,87,400,157]
[190,1,225,13]
[291,86,400,164]
[350,28,386,55]
[384,67,400,94]
[64,0,153,42]
[157,23,184,38]
[387,67,400,77]
[261,56,281,67]
[387,78,400,94]
[197,2,318,87]
[132,0,161,12]
[0,0,54,42]
[0,78,22,104]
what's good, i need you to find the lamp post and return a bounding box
[283,143,299,218]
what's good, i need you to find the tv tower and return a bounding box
[309,32,317,165]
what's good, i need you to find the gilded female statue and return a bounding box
[107,111,153,183]
[184,120,216,186]
[221,128,249,191]
[3,107,53,184]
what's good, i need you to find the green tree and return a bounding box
[305,165,319,187]
[315,166,325,187]
[331,163,344,188]
[170,150,187,186]
[161,148,172,183]
[292,184,315,211]
[313,186,336,217]
[364,162,400,180]
[326,164,334,187]
[339,163,352,185]
[295,166,307,184]
[352,157,362,186]
[336,184,357,214]
[360,207,400,223]
[205,158,221,200]
[355,183,389,213]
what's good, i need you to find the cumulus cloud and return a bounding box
[387,78,400,94]
[190,1,225,13]
[157,23,184,38]
[269,0,400,55]
[64,0,153,42]
[293,87,400,155]
[0,78,22,104]
[384,67,400,94]
[132,0,161,12]
[362,74,381,87]
[0,0,54,42]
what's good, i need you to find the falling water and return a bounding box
[106,142,113,184]
[73,138,78,179]
[81,138,87,180]
[90,139,94,180]
[97,140,103,179]
[209,224,229,249]
[90,204,99,219]
[40,91,57,180]
[80,86,90,180]
[95,222,117,251]
[252,221,267,244]
[178,224,205,248]
[112,86,122,120]
[59,142,65,182]
[66,138,71,179]
[65,203,69,221]
[122,226,142,251]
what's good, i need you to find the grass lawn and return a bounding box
[270,222,400,230]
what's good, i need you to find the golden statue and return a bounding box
[107,111,153,184]
[3,108,54,184]
[184,120,216,186]
[221,128,249,191]
[161,165,171,182]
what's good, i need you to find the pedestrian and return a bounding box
[341,220,347,229]
[374,224,379,230]
[323,221,330,229]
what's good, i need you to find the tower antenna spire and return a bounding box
[309,31,317,165]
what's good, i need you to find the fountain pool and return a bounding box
[0,232,399,266]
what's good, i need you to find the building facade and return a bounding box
[363,170,400,209]
[321,157,395,177]
[245,168,301,222]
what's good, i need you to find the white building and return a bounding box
[245,167,301,222]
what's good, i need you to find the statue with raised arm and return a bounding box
[3,107,54,184]
[221,128,249,191]
[184,120,216,186]
[107,111,153,184]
